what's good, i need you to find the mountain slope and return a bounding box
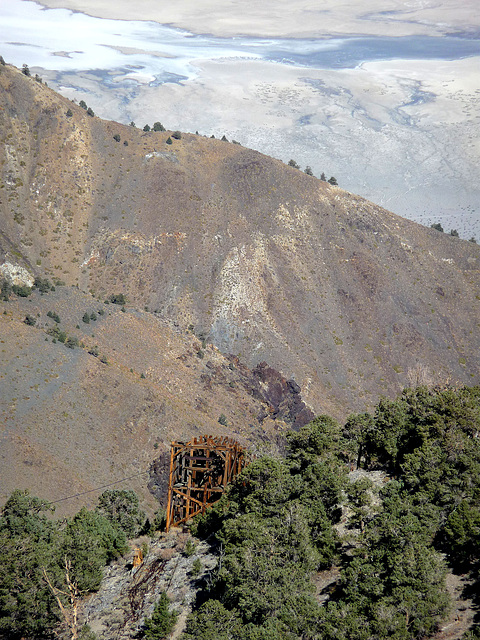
[1,62,479,509]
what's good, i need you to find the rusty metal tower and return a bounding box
[165,435,247,531]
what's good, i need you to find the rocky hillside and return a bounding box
[0,285,311,514]
[1,62,480,510]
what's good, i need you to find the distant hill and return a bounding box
[1,62,479,510]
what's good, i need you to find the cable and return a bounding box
[46,471,150,506]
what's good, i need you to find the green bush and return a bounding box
[143,592,177,639]
[12,284,32,297]
[96,489,146,538]
[109,293,126,305]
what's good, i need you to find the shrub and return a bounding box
[47,311,60,323]
[113,134,121,142]
[109,293,126,305]
[143,124,151,132]
[153,122,165,131]
[1,280,11,300]
[34,277,52,293]
[12,284,32,297]
[288,159,300,169]
[191,558,202,576]
[166,137,173,145]
[171,131,182,140]
[22,64,30,77]
[86,107,94,117]
[96,489,146,538]
[66,108,73,118]
[79,100,87,110]
[218,414,228,426]
[24,315,36,326]
[328,176,338,185]
[47,326,66,342]
[65,336,79,349]
[184,539,196,557]
[82,312,90,324]
[431,222,444,232]
[143,592,177,640]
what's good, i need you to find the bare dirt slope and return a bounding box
[1,63,480,508]
[0,285,308,514]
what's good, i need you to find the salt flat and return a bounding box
[2,0,479,236]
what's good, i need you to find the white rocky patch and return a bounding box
[0,262,35,286]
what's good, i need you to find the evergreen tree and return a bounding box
[143,592,177,639]
[96,489,146,538]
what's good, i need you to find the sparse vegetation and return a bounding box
[65,336,79,349]
[12,284,32,297]
[47,310,61,323]
[108,293,126,305]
